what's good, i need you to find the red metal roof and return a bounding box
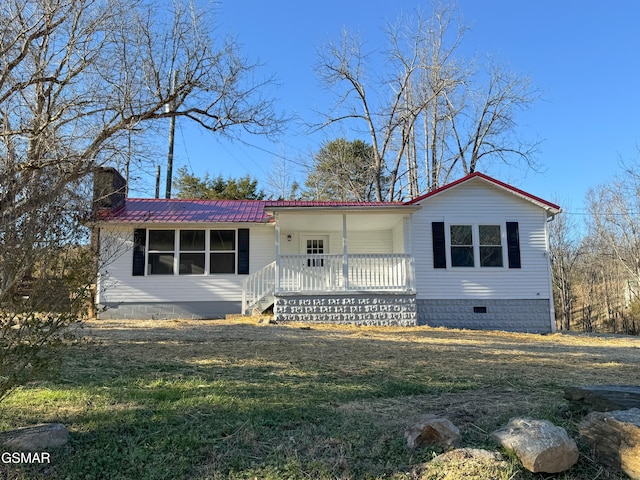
[100,198,402,223]
[405,172,561,212]
[100,198,270,223]
[97,172,560,223]
[265,200,395,207]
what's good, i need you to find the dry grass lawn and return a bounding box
[2,317,639,479]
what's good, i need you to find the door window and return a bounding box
[306,239,324,267]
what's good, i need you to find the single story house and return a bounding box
[93,168,561,332]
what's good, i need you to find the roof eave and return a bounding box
[265,204,419,215]
[406,172,561,214]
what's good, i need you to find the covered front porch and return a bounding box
[242,205,417,315]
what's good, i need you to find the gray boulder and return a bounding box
[565,385,640,412]
[491,418,578,473]
[0,423,69,451]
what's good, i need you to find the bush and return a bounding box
[0,246,94,402]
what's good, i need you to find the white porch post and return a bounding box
[275,215,280,294]
[405,215,415,291]
[342,213,348,290]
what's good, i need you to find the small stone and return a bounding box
[491,418,578,473]
[0,423,69,451]
[579,408,640,480]
[405,414,461,449]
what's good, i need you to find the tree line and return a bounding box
[550,165,640,335]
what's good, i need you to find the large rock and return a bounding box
[579,408,640,480]
[565,385,640,412]
[491,418,578,473]
[0,423,69,451]
[405,414,461,449]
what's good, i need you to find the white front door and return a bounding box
[300,235,333,289]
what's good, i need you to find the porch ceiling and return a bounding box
[274,211,412,232]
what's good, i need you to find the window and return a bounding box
[133,228,249,276]
[479,225,503,267]
[210,230,236,274]
[179,230,205,275]
[432,221,520,269]
[306,238,324,267]
[148,230,175,275]
[450,225,474,267]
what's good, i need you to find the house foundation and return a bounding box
[274,292,417,326]
[98,301,240,320]
[416,299,552,333]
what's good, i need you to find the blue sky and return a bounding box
[144,1,640,215]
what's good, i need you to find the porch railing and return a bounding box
[277,253,414,293]
[242,254,414,314]
[242,261,276,314]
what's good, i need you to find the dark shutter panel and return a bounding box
[237,228,250,274]
[506,222,521,269]
[432,222,446,269]
[132,229,146,276]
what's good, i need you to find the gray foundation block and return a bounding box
[417,299,552,333]
[98,301,241,320]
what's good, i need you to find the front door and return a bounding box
[300,235,332,289]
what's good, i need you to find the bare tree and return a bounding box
[561,177,640,335]
[586,179,640,289]
[314,2,539,200]
[265,156,300,200]
[0,0,284,400]
[548,207,581,330]
[448,61,541,175]
[315,28,401,201]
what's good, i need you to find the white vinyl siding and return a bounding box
[411,180,553,300]
[278,230,394,255]
[97,223,275,304]
[391,218,407,253]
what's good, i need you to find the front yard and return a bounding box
[1,318,639,479]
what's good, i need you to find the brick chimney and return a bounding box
[93,167,126,214]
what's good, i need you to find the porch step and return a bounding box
[251,296,275,315]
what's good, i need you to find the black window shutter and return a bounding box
[132,229,146,276]
[506,222,521,269]
[432,222,446,269]
[237,228,250,274]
